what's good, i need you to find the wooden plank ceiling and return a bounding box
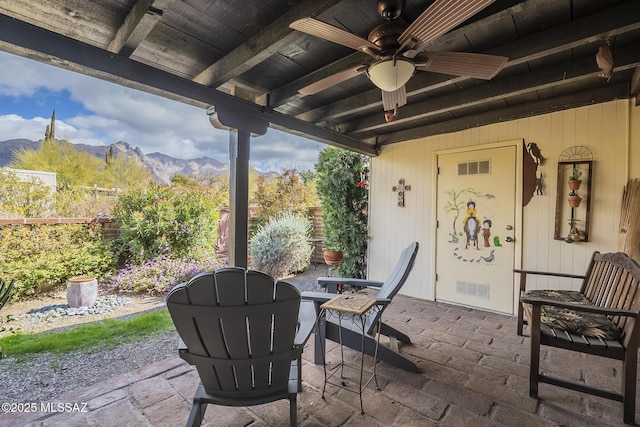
[0,0,639,156]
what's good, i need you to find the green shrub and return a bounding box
[0,168,54,217]
[0,224,116,298]
[12,138,103,190]
[112,183,218,265]
[249,169,319,234]
[53,187,120,217]
[249,213,313,278]
[316,147,369,278]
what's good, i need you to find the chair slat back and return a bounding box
[167,268,300,397]
[377,242,419,300]
[365,242,419,334]
[582,252,640,342]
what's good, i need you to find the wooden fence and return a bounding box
[1,207,326,263]
[215,206,325,263]
[0,217,119,239]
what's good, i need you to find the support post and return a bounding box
[228,129,250,268]
[208,99,267,269]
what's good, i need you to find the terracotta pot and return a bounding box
[323,250,343,266]
[567,195,582,208]
[568,179,582,190]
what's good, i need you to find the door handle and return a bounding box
[505,236,514,243]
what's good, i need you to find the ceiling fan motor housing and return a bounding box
[377,0,404,21]
[368,20,406,54]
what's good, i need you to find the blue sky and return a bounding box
[0,51,324,172]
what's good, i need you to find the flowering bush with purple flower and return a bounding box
[104,253,224,295]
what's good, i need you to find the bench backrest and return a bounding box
[581,251,640,344]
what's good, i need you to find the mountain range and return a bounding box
[0,139,230,184]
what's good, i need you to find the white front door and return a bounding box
[435,145,518,314]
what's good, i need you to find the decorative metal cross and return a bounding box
[392,178,411,207]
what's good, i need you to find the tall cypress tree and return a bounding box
[44,109,56,142]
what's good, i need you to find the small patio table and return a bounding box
[318,294,381,414]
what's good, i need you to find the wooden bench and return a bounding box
[516,251,640,425]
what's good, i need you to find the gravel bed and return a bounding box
[22,295,133,321]
[0,269,325,404]
[0,329,178,403]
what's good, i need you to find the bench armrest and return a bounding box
[317,277,385,289]
[520,295,638,318]
[514,269,585,280]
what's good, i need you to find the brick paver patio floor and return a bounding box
[3,293,636,426]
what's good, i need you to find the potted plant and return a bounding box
[568,166,582,190]
[568,190,582,207]
[322,247,344,265]
[316,147,369,278]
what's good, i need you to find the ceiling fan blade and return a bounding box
[299,66,367,95]
[398,0,496,48]
[415,52,507,80]
[290,18,380,54]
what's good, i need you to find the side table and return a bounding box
[318,294,381,414]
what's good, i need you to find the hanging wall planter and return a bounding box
[568,179,582,190]
[568,194,582,208]
[554,147,593,242]
[568,165,583,190]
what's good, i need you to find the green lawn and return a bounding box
[0,308,175,357]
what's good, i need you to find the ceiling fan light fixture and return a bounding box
[367,59,415,92]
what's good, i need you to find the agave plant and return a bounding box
[0,278,15,359]
[0,278,14,311]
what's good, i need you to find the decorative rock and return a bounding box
[23,295,132,322]
[67,276,98,308]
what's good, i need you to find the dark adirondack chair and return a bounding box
[167,268,316,427]
[303,241,420,373]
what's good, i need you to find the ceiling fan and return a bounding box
[290,0,508,117]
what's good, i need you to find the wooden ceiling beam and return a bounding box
[193,0,342,88]
[346,43,640,135]
[269,52,369,108]
[373,82,631,146]
[108,0,174,56]
[295,0,640,124]
[269,0,529,109]
[632,67,640,101]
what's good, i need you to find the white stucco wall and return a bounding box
[7,168,57,190]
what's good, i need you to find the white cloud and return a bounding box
[0,54,73,96]
[0,51,325,171]
[0,114,50,141]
